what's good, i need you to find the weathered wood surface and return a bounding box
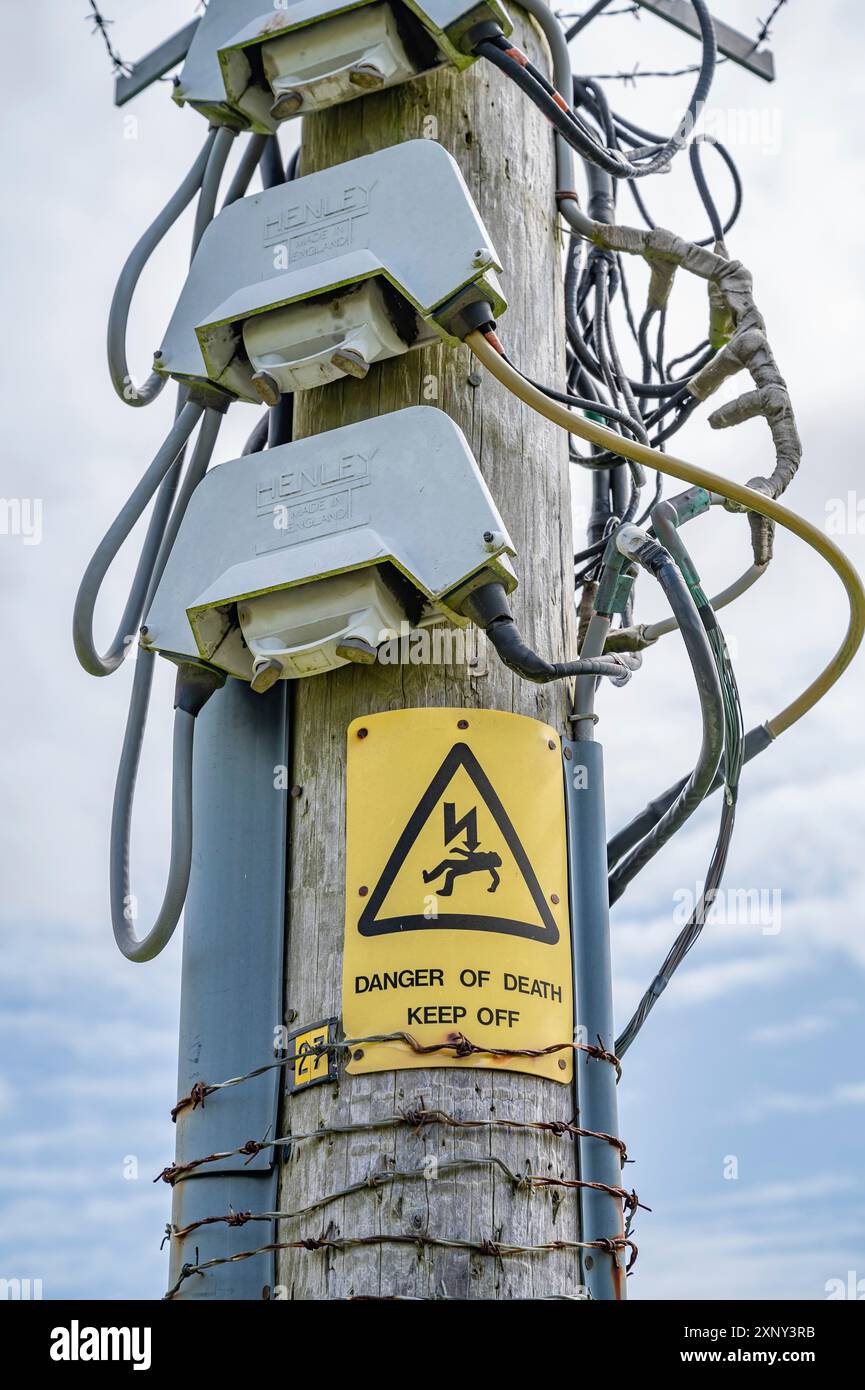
[276,10,582,1300]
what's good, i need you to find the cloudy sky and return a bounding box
[1,0,863,1300]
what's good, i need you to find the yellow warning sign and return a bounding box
[342,708,573,1084]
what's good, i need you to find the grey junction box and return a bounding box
[143,406,517,686]
[157,139,506,403]
[174,0,512,129]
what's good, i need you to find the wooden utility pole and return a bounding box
[278,9,582,1300]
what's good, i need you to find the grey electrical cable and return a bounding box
[643,562,767,640]
[616,521,745,1052]
[221,133,269,209]
[607,723,772,870]
[82,120,237,679]
[191,127,237,256]
[144,408,224,610]
[260,134,286,189]
[606,526,724,904]
[482,0,716,180]
[73,401,203,677]
[110,655,223,963]
[109,408,225,964]
[241,411,270,456]
[107,128,217,407]
[110,653,190,963]
[511,0,582,223]
[463,581,638,683]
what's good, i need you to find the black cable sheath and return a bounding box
[606,540,724,904]
[607,723,773,870]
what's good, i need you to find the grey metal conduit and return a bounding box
[73,400,204,676]
[517,0,585,223]
[572,610,611,740]
[107,129,217,407]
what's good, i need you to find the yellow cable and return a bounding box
[467,331,864,737]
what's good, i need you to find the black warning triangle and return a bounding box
[358,742,559,944]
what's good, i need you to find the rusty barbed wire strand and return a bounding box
[346,1292,589,1299]
[157,1104,629,1186]
[170,1030,622,1120]
[166,1155,648,1242]
[402,1105,628,1159]
[164,1230,638,1298]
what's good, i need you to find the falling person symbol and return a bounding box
[423,800,502,896]
[422,846,502,896]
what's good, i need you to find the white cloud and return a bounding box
[743,1080,865,1121]
[3,0,865,1303]
[749,1013,837,1046]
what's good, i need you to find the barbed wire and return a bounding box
[86,2,131,76]
[158,1105,629,1185]
[752,0,790,51]
[158,1104,629,1186]
[574,0,791,83]
[86,1,207,80]
[170,1030,622,1120]
[164,1230,638,1298]
[557,5,641,19]
[165,1155,647,1245]
[579,58,727,83]
[346,1292,589,1299]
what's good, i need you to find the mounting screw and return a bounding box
[271,89,304,119]
[331,347,369,380]
[348,62,385,90]
[468,370,483,388]
[251,370,281,407]
[357,726,368,739]
[472,246,493,267]
[551,893,560,905]
[358,885,368,897]
[457,719,469,729]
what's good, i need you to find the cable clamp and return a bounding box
[567,710,600,726]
